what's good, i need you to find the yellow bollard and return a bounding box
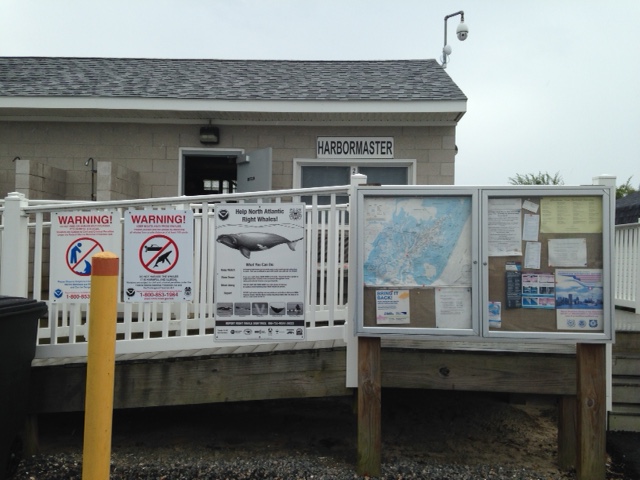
[82,252,119,480]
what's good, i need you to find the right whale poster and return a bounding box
[214,203,306,341]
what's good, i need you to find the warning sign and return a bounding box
[49,210,121,303]
[123,210,194,302]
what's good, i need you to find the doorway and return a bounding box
[180,148,273,196]
[182,154,237,196]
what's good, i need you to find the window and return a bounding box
[294,159,415,192]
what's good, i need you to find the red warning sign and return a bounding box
[65,237,104,276]
[138,234,179,274]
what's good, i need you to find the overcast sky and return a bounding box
[1,0,639,187]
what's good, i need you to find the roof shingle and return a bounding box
[0,57,466,102]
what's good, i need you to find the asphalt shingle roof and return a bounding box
[0,57,466,102]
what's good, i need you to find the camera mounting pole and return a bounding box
[442,10,468,69]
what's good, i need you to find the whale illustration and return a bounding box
[216,232,303,259]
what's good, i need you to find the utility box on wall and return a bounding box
[355,185,614,343]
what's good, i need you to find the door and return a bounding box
[236,148,272,193]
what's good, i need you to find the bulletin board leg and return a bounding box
[576,343,606,480]
[357,336,381,477]
[557,395,576,470]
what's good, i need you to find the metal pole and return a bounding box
[82,252,119,480]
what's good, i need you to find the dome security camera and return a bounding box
[456,22,469,41]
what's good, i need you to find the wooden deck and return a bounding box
[29,338,578,414]
[29,309,639,417]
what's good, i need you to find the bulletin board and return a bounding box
[354,185,614,343]
[355,187,479,337]
[481,188,614,342]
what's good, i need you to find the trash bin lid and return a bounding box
[0,296,48,319]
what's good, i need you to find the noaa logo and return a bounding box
[126,288,136,297]
[218,209,229,221]
[289,208,302,221]
[54,289,63,299]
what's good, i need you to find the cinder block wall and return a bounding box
[0,121,457,200]
[15,159,66,200]
[97,161,140,201]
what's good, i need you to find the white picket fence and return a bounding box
[1,178,638,367]
[0,181,362,361]
[614,221,640,313]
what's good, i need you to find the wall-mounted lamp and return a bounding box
[441,10,469,69]
[199,126,220,145]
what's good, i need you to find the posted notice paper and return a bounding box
[435,287,472,329]
[488,198,522,256]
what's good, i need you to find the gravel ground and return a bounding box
[10,390,635,480]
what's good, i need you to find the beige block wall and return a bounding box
[14,159,66,200]
[0,121,457,200]
[97,161,140,201]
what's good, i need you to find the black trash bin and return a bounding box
[0,296,48,480]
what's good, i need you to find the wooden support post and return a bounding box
[557,395,576,470]
[576,343,606,480]
[357,336,381,477]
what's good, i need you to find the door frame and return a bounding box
[178,147,245,196]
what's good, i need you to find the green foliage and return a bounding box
[616,176,637,199]
[508,171,564,185]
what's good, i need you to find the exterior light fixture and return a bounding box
[441,10,469,68]
[199,126,220,145]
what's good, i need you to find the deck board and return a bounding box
[29,337,580,414]
[30,310,635,415]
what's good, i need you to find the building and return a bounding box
[0,57,466,200]
[616,190,640,225]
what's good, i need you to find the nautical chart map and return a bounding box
[363,197,472,286]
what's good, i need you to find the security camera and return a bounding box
[456,22,469,41]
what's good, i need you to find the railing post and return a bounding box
[636,225,640,313]
[0,192,29,297]
[345,174,367,388]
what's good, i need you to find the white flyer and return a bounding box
[435,287,472,329]
[548,238,587,267]
[214,204,306,341]
[375,289,410,324]
[488,198,522,256]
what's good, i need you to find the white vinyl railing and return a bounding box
[615,221,640,312]
[0,184,358,358]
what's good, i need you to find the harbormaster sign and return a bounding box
[317,136,394,158]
